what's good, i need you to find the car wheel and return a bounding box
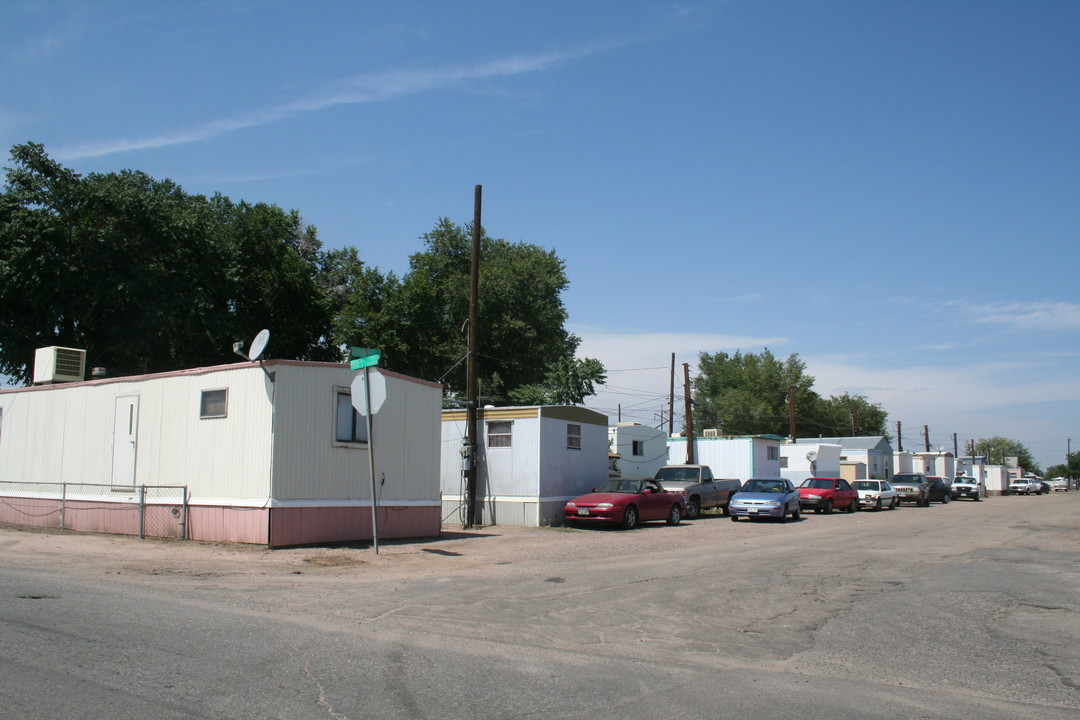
[730,514,738,523]
[823,499,833,514]
[791,505,800,521]
[779,506,788,523]
[685,498,700,519]
[721,502,731,516]
[942,493,950,504]
[974,495,981,501]
[874,498,882,512]
[666,504,682,526]
[847,498,857,513]
[621,505,638,530]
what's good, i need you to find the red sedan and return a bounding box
[565,478,686,529]
[797,477,859,514]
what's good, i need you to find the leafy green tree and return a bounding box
[1044,452,1080,481]
[335,218,592,402]
[807,393,889,438]
[508,357,607,405]
[692,349,818,436]
[973,437,1040,476]
[0,142,335,382]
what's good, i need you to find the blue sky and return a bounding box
[3,1,1078,470]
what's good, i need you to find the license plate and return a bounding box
[577,508,590,516]
[748,508,758,514]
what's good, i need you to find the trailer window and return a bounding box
[487,421,512,448]
[567,423,582,450]
[200,389,228,418]
[335,390,368,444]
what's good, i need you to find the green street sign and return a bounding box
[349,347,382,369]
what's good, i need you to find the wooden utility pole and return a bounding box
[923,425,930,452]
[668,353,675,438]
[683,363,695,464]
[953,433,958,458]
[463,185,482,529]
[788,386,796,441]
[896,421,903,452]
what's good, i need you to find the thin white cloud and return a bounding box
[950,300,1080,332]
[53,46,606,161]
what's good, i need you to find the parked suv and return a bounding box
[890,473,931,506]
[924,476,952,504]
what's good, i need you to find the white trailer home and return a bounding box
[666,434,784,480]
[440,406,609,527]
[796,436,894,479]
[780,442,843,484]
[608,422,668,478]
[0,358,442,547]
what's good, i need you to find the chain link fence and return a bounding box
[0,482,188,539]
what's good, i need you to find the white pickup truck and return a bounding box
[1008,478,1043,495]
[653,465,742,519]
[950,475,982,501]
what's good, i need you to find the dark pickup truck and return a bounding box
[654,465,742,519]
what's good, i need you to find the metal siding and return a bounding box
[0,368,273,500]
[539,418,608,498]
[609,424,668,477]
[271,365,441,503]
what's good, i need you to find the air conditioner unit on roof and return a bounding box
[33,346,87,384]
[702,428,719,438]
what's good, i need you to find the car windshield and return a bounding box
[852,481,879,490]
[594,479,645,494]
[742,480,786,493]
[800,478,834,489]
[655,467,698,481]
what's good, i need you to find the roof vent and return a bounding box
[702,429,719,438]
[33,347,87,384]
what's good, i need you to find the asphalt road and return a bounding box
[1,491,1078,719]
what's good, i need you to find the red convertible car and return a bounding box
[564,478,686,529]
[797,477,859,514]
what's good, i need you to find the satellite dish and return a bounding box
[248,329,270,362]
[806,450,818,462]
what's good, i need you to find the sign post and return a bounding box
[350,348,384,553]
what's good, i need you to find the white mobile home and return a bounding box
[608,422,668,478]
[913,451,956,478]
[0,359,442,547]
[795,436,894,479]
[666,435,784,480]
[440,406,609,527]
[780,442,842,484]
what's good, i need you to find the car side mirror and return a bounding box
[642,488,653,495]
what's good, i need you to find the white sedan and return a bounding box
[851,480,899,511]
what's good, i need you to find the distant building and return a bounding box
[608,422,668,478]
[667,434,784,480]
[795,436,894,479]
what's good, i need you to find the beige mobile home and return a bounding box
[0,359,442,547]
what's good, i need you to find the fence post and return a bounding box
[180,487,188,541]
[138,485,146,539]
[60,483,66,534]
